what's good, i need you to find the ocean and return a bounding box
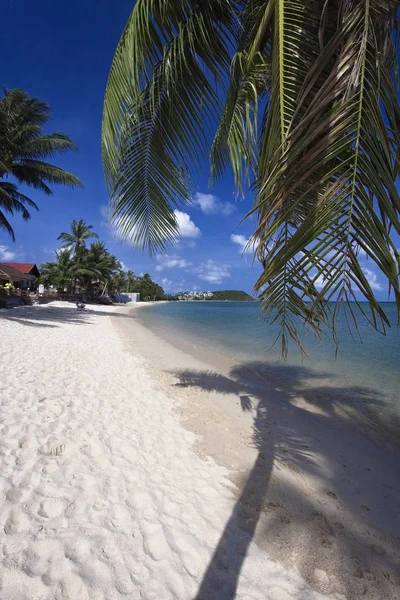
[137,301,400,441]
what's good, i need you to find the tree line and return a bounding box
[39,219,167,301]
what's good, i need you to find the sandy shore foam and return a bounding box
[0,301,398,600]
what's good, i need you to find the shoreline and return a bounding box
[0,301,398,599]
[113,304,400,599]
[130,302,400,448]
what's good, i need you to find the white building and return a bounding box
[127,293,140,302]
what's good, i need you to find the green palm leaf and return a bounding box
[0,89,82,238]
[57,219,99,255]
[251,0,400,352]
[103,0,400,355]
[0,182,39,240]
[103,0,236,253]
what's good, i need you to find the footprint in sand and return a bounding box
[38,498,65,518]
[22,545,49,577]
[265,500,291,524]
[333,520,345,533]
[18,434,36,449]
[142,523,170,561]
[324,489,337,499]
[42,463,58,474]
[320,536,334,548]
[370,544,385,556]
[4,509,31,534]
[279,513,291,524]
[6,486,25,504]
[382,482,400,492]
[311,512,335,536]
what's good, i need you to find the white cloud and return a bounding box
[362,267,383,291]
[155,254,192,272]
[174,210,201,238]
[160,277,187,293]
[0,245,19,261]
[314,275,327,290]
[230,234,256,255]
[160,277,173,292]
[100,204,109,220]
[102,205,201,248]
[119,261,128,271]
[173,238,197,249]
[194,192,235,216]
[41,247,57,257]
[193,259,230,284]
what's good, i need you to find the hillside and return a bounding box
[206,290,255,301]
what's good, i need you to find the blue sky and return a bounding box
[1,0,396,297]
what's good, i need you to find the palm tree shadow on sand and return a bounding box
[172,361,400,600]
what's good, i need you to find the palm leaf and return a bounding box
[249,0,400,353]
[210,0,274,188]
[103,0,400,355]
[0,181,39,240]
[0,88,82,238]
[20,134,78,159]
[11,160,82,191]
[103,0,237,253]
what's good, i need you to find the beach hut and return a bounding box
[3,263,40,281]
[0,264,36,290]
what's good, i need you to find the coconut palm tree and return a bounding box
[0,89,82,240]
[58,219,98,258]
[57,219,99,294]
[103,0,400,354]
[41,241,121,297]
[40,249,78,294]
[109,269,127,294]
[79,240,121,295]
[125,270,136,292]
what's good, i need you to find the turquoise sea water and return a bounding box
[137,301,400,438]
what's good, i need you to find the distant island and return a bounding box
[206,290,255,301]
[177,290,255,302]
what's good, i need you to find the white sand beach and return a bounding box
[0,302,399,600]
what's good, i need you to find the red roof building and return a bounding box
[3,263,40,278]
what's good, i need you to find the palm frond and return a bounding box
[20,134,78,159]
[103,0,400,355]
[210,0,274,188]
[11,160,82,191]
[0,88,82,238]
[0,181,38,240]
[0,210,16,240]
[103,0,237,253]
[248,0,400,353]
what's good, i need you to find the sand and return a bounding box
[0,302,398,600]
